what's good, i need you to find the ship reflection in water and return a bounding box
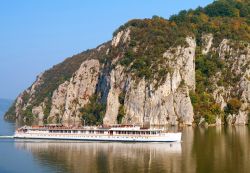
[15,141,182,173]
[4,126,249,173]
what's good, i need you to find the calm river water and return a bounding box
[0,111,250,173]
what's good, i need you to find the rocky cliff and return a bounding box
[5,0,250,126]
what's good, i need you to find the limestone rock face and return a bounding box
[32,103,45,121]
[111,28,130,47]
[210,39,250,125]
[28,73,44,98]
[14,93,25,119]
[173,88,194,125]
[121,78,194,126]
[215,117,222,126]
[104,37,196,126]
[235,111,248,125]
[7,28,249,126]
[12,73,45,120]
[163,37,196,90]
[103,65,125,125]
[48,81,69,123]
[212,87,228,110]
[202,33,213,55]
[62,59,100,124]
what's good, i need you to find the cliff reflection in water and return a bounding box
[191,126,250,173]
[15,141,182,173]
[13,126,250,173]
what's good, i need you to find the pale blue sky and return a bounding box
[0,0,213,99]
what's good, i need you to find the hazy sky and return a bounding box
[0,0,213,99]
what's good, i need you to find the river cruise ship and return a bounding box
[14,125,182,142]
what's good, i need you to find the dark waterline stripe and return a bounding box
[13,137,178,143]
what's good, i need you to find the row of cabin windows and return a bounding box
[48,130,159,135]
[114,131,158,135]
[28,134,150,139]
[48,130,103,134]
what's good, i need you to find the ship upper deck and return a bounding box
[17,125,165,133]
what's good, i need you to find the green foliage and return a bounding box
[190,91,224,124]
[120,50,135,66]
[195,52,225,93]
[169,0,250,46]
[5,92,30,119]
[116,17,190,80]
[22,91,30,104]
[117,92,126,124]
[225,98,242,115]
[191,51,226,124]
[117,105,125,124]
[204,0,240,17]
[118,92,125,105]
[43,99,52,122]
[204,112,217,125]
[79,95,106,125]
[21,106,35,122]
[114,0,250,83]
[206,104,224,124]
[4,101,16,120]
[191,40,245,124]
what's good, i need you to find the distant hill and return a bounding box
[0,99,13,115]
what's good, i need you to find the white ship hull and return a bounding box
[14,132,182,142]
